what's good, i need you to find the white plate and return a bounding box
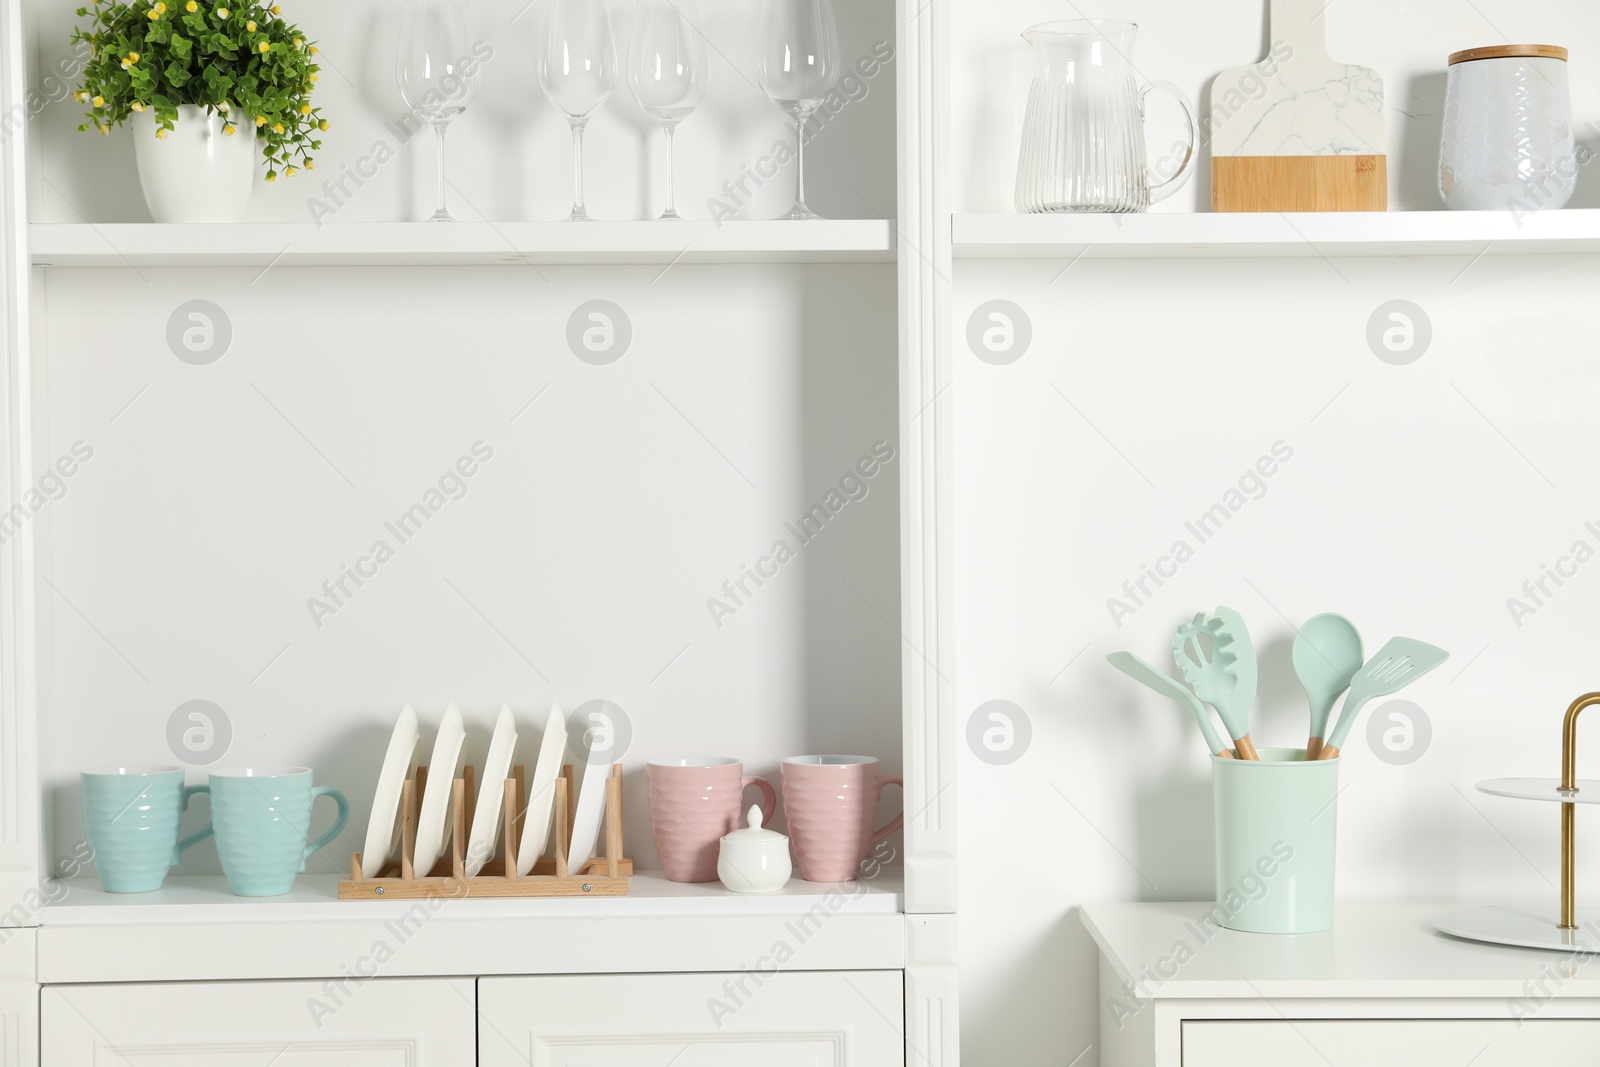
[412,703,465,876]
[464,705,518,877]
[566,741,610,876]
[515,703,569,876]
[360,704,419,878]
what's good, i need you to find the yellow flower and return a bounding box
[97,124,108,135]
[309,73,318,82]
[146,7,159,17]
[245,19,255,30]
[284,166,296,176]
[299,103,310,114]
[258,40,270,53]
[128,51,140,62]
[272,122,284,133]
[155,127,167,138]
[223,123,235,135]
[292,37,301,47]
[317,119,328,131]
[186,1,197,10]
[308,45,317,55]
[271,5,281,13]
[217,6,228,15]
[155,1,165,11]
[254,115,266,126]
[265,172,276,182]
[73,91,86,102]
[305,159,315,169]
[91,95,103,106]
[130,101,145,111]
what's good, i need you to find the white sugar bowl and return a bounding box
[717,805,792,894]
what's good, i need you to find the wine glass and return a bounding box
[627,0,709,221]
[540,0,618,222]
[756,0,838,220]
[396,0,481,222]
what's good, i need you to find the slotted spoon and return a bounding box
[1317,637,1450,760]
[1172,611,1259,760]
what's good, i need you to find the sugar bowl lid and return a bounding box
[720,805,786,847]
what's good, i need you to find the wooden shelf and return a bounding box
[953,209,1600,259]
[28,220,897,267]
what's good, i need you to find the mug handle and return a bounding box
[869,775,905,848]
[741,776,777,827]
[172,783,213,864]
[300,787,350,869]
[1143,79,1197,204]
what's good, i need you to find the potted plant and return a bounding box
[69,0,327,222]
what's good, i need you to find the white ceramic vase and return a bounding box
[132,105,258,223]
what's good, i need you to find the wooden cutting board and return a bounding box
[1210,0,1386,212]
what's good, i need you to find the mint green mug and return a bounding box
[81,765,212,893]
[209,767,348,897]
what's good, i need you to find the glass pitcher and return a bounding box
[1015,20,1196,213]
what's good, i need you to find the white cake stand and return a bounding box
[1434,694,1600,951]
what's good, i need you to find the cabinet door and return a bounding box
[478,972,904,1066]
[1183,1019,1600,1065]
[42,978,475,1066]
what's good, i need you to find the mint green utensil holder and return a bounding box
[1211,747,1338,933]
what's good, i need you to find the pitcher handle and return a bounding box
[1144,79,1196,203]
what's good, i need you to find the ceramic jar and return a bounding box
[132,104,258,223]
[716,805,792,894]
[1439,45,1574,211]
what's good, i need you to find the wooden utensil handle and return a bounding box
[1306,736,1325,761]
[1232,735,1260,761]
[1317,743,1341,761]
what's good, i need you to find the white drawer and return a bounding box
[478,971,905,1066]
[41,977,475,1066]
[1184,1019,1600,1065]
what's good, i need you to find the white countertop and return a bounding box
[1081,900,1600,1001]
[44,869,903,925]
[36,871,907,982]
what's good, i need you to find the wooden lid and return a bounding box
[1449,44,1568,65]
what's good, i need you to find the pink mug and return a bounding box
[647,758,777,883]
[781,755,903,882]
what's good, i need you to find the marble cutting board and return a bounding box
[1209,0,1386,211]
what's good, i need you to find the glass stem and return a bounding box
[571,121,588,219]
[434,124,449,219]
[662,125,677,218]
[793,114,807,211]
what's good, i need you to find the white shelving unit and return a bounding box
[0,0,956,1061]
[30,220,898,266]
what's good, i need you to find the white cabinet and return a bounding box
[477,972,905,1067]
[1183,1020,1600,1066]
[41,978,475,1066]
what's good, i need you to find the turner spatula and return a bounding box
[1172,611,1259,760]
[1317,637,1449,760]
[1107,651,1234,759]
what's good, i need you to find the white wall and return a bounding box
[951,1,1600,1063]
[38,261,903,874]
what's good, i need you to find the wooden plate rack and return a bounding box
[338,763,631,899]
